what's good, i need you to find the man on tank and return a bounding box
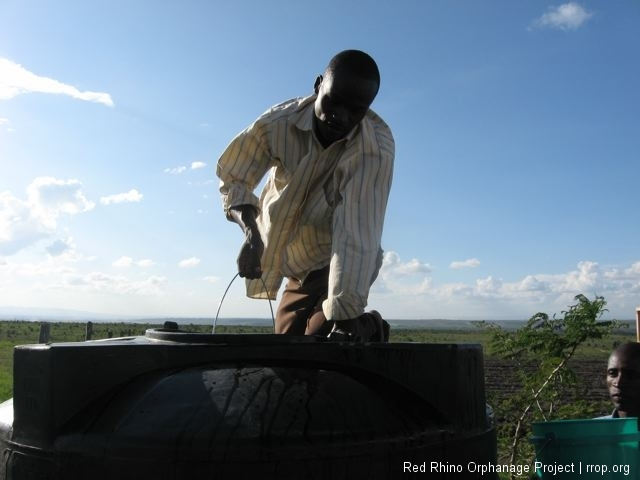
[216,50,394,342]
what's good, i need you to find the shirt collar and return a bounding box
[292,95,316,132]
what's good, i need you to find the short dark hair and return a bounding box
[325,50,381,89]
[611,342,640,362]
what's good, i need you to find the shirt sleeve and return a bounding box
[322,121,395,320]
[216,120,272,218]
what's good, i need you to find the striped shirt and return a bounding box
[216,95,394,320]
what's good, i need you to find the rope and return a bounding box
[212,273,275,334]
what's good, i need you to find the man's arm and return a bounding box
[216,117,272,279]
[323,119,395,320]
[227,205,264,279]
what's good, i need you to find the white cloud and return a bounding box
[560,260,600,291]
[179,257,201,268]
[165,162,207,175]
[0,191,47,253]
[382,251,431,276]
[99,189,143,205]
[61,272,167,296]
[369,255,640,320]
[530,2,593,31]
[46,237,75,257]
[513,275,551,293]
[113,256,155,268]
[113,256,134,268]
[0,57,114,106]
[450,258,481,269]
[0,258,75,285]
[3,248,640,319]
[475,276,503,294]
[27,177,95,228]
[164,166,187,175]
[373,251,433,296]
[1,177,94,255]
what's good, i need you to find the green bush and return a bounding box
[478,294,621,478]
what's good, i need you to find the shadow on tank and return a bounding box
[0,324,497,479]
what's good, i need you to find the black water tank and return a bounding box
[0,329,496,479]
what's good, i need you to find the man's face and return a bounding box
[313,70,378,147]
[607,351,640,417]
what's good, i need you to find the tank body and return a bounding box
[0,329,496,479]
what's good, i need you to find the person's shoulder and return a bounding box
[364,108,392,134]
[259,96,314,121]
[594,409,618,419]
[242,95,314,140]
[361,108,394,153]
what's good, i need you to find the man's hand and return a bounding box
[326,311,389,342]
[227,205,264,279]
[237,229,264,279]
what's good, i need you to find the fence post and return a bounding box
[85,321,93,341]
[39,322,50,343]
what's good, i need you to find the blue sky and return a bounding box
[1,1,639,321]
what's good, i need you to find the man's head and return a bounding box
[607,342,640,417]
[313,50,380,147]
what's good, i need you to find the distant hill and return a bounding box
[0,307,633,332]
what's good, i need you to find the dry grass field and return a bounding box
[1,319,631,406]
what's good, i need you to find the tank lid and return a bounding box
[145,328,321,345]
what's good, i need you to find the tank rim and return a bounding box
[144,328,322,345]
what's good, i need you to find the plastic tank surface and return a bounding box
[0,326,496,479]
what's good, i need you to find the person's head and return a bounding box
[313,50,380,147]
[607,342,640,417]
